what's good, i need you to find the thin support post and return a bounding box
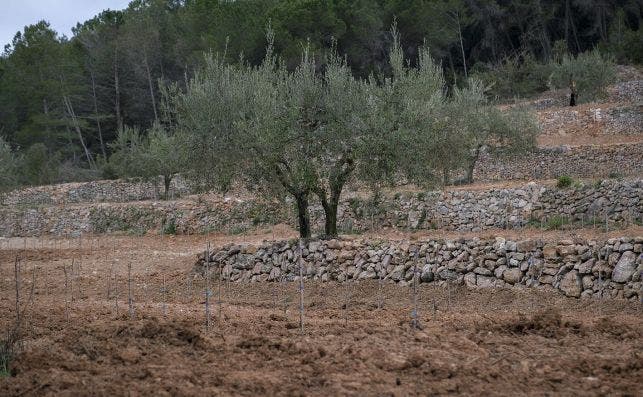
[411,248,420,330]
[298,240,305,334]
[128,263,134,320]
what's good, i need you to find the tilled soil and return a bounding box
[1,235,641,396]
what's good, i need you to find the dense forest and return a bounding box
[0,0,641,187]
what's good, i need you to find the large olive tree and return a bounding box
[173,26,475,238]
[174,34,378,238]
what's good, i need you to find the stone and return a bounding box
[389,265,405,281]
[612,251,637,283]
[503,268,522,285]
[516,239,537,252]
[543,244,558,259]
[558,245,576,256]
[618,243,633,252]
[474,267,493,276]
[420,264,434,282]
[268,266,281,281]
[476,276,494,288]
[358,270,376,280]
[505,241,517,252]
[577,259,595,275]
[494,265,507,279]
[464,272,476,287]
[559,270,582,298]
[581,275,594,290]
[308,241,321,252]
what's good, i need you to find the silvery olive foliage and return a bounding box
[172,26,538,237]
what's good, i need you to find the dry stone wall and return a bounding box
[196,236,643,300]
[474,143,643,181]
[538,104,642,136]
[1,177,192,207]
[0,179,640,237]
[335,179,641,232]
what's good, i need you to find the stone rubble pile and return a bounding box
[196,236,643,300]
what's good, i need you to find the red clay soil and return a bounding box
[1,235,641,396]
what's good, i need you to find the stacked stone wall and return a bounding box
[196,236,643,300]
[0,179,639,237]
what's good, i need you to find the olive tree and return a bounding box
[174,35,378,238]
[110,122,187,199]
[445,78,538,184]
[173,25,480,238]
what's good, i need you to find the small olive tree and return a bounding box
[110,122,187,199]
[444,79,539,184]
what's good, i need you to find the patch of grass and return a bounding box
[162,218,177,235]
[229,225,249,235]
[201,225,218,235]
[1,328,20,378]
[348,198,365,220]
[608,172,623,180]
[417,209,427,228]
[545,216,565,230]
[556,175,574,189]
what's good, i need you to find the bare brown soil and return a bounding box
[1,234,642,396]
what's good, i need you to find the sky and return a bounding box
[1,0,132,48]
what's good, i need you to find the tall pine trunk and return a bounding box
[114,47,123,132]
[90,70,106,158]
[143,52,159,123]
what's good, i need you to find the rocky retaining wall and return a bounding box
[1,176,192,207]
[474,143,643,181]
[0,179,640,237]
[538,104,643,136]
[338,178,641,232]
[196,236,643,300]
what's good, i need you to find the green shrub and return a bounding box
[608,171,623,179]
[162,218,177,235]
[546,216,565,230]
[556,175,574,188]
[549,49,616,103]
[22,143,59,185]
[473,48,616,103]
[472,52,552,99]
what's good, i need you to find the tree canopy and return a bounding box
[0,0,636,187]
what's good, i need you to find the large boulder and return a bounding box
[612,251,637,283]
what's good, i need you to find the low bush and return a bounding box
[557,175,574,188]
